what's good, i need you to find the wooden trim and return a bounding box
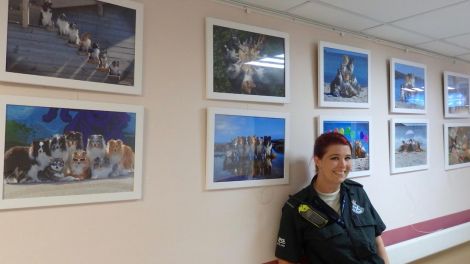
[21,0,29,27]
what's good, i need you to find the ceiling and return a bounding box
[222,0,470,64]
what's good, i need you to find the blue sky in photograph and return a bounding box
[322,121,370,152]
[324,47,368,87]
[214,114,285,143]
[394,123,427,149]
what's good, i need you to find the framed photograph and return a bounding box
[206,17,289,103]
[318,41,371,108]
[444,123,470,170]
[443,71,470,118]
[317,116,371,177]
[206,108,289,190]
[389,119,429,174]
[0,0,143,95]
[390,58,427,114]
[0,95,144,210]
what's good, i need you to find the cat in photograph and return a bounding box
[97,49,109,71]
[106,139,134,177]
[67,150,91,180]
[68,22,80,46]
[109,60,121,79]
[79,32,92,53]
[39,0,54,30]
[56,13,69,37]
[88,42,100,63]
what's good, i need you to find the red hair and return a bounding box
[314,132,352,159]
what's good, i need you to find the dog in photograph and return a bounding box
[64,131,84,174]
[4,145,33,183]
[68,22,80,46]
[39,0,54,30]
[4,139,52,183]
[86,134,106,164]
[49,134,68,161]
[56,13,70,37]
[91,156,113,179]
[67,150,91,180]
[38,158,64,181]
[106,139,134,177]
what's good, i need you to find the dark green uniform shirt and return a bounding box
[275,177,386,263]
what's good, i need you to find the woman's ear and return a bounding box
[313,156,320,168]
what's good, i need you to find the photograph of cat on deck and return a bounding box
[5,0,136,86]
[3,104,137,199]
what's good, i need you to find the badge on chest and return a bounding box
[298,204,329,228]
[351,199,364,214]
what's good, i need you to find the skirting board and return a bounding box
[386,222,470,263]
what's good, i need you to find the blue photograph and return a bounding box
[322,120,370,172]
[322,46,369,104]
[3,104,137,199]
[213,114,285,182]
[446,74,469,115]
[393,122,427,168]
[393,62,426,110]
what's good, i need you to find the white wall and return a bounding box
[0,0,469,263]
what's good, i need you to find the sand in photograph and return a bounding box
[3,176,133,199]
[324,84,368,103]
[395,151,427,168]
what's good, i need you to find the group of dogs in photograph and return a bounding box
[329,54,362,98]
[222,135,278,177]
[397,138,424,153]
[38,0,121,78]
[4,131,134,184]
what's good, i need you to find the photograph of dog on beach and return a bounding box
[320,119,370,177]
[3,0,141,92]
[390,120,428,173]
[319,42,370,108]
[2,102,138,201]
[206,108,288,189]
[391,59,426,113]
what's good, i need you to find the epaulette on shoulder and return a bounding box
[344,179,363,187]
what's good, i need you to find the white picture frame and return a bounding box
[0,95,144,210]
[390,58,427,114]
[444,123,470,170]
[206,17,289,103]
[0,0,143,95]
[317,116,371,177]
[318,41,371,108]
[443,71,470,118]
[390,118,429,174]
[206,107,289,190]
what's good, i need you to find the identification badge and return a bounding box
[298,203,328,228]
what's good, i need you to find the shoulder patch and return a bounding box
[344,179,363,187]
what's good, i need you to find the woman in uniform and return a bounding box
[275,132,389,264]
